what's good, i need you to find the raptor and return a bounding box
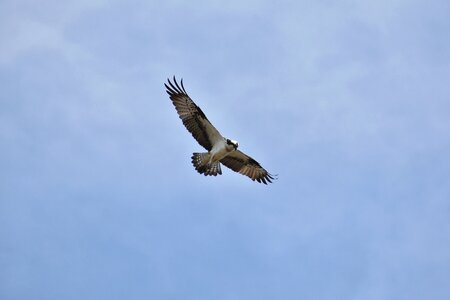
[165,77,275,184]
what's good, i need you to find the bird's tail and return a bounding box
[191,152,222,176]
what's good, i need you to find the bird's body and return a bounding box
[209,138,238,163]
[165,77,275,184]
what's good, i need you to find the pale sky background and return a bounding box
[1,0,450,299]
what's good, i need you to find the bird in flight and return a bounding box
[165,76,276,184]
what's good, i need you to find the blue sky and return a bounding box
[1,0,450,299]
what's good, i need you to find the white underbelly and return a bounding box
[210,141,232,162]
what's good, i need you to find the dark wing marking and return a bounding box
[165,76,222,151]
[220,150,276,184]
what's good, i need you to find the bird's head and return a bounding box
[226,138,239,150]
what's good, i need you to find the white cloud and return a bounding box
[0,0,106,65]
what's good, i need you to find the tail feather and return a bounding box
[191,153,222,176]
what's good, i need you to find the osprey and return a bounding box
[165,77,276,184]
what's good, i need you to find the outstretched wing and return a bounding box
[165,77,223,151]
[220,150,275,184]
